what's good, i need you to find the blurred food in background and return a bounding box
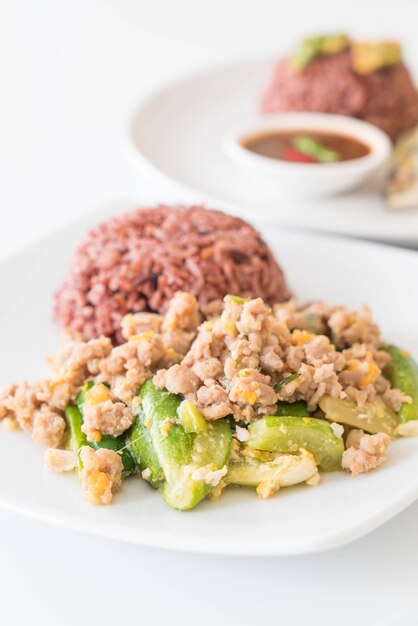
[261,34,418,143]
[385,128,418,210]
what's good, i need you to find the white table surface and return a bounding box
[1,1,418,623]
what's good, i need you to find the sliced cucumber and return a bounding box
[225,450,317,488]
[384,345,418,423]
[163,420,231,511]
[140,379,231,511]
[140,380,192,474]
[275,400,310,417]
[319,395,398,436]
[65,405,87,472]
[127,406,164,488]
[248,415,344,471]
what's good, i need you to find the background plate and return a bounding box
[130,58,418,246]
[0,209,418,555]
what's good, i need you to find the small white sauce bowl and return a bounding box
[224,112,392,196]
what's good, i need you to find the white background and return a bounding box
[1,1,418,624]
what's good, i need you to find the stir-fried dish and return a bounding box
[1,292,417,510]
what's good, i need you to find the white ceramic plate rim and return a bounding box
[1,477,418,556]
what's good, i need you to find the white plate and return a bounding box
[130,57,418,246]
[0,207,418,556]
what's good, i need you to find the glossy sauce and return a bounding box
[242,130,371,163]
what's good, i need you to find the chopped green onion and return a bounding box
[177,400,208,434]
[275,372,301,391]
[293,135,340,163]
[224,294,251,305]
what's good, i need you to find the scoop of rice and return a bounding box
[261,50,418,142]
[54,205,291,342]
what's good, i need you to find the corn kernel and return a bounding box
[90,430,102,443]
[223,319,237,336]
[86,470,112,505]
[129,330,154,343]
[85,383,110,406]
[292,330,315,346]
[238,368,253,378]
[236,389,257,405]
[362,361,381,386]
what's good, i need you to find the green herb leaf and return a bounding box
[293,136,340,163]
[275,372,301,391]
